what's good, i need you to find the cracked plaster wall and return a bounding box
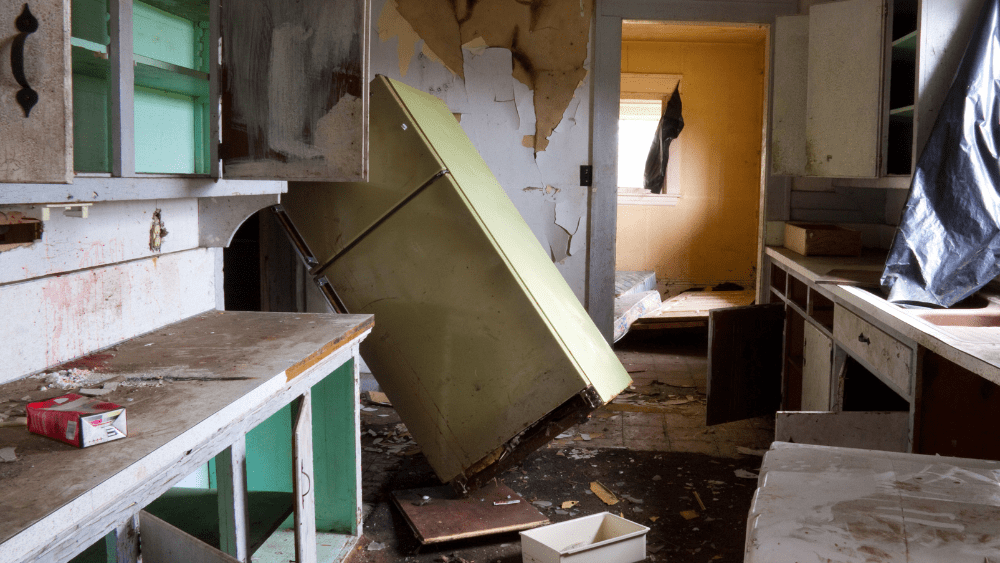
[373,0,591,302]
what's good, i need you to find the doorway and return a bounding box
[588,2,788,341]
[615,22,768,304]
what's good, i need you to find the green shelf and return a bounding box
[134,55,209,98]
[890,105,914,118]
[892,30,917,51]
[139,0,209,23]
[71,44,111,80]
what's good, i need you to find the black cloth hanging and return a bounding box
[882,0,1000,307]
[643,85,684,194]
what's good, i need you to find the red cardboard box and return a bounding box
[27,394,127,448]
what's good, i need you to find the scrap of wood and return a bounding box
[590,481,618,505]
[638,290,755,322]
[367,391,392,406]
[679,510,699,520]
[692,491,706,511]
[561,500,578,509]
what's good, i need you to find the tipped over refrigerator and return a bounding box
[280,75,631,492]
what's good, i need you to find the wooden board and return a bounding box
[706,303,784,425]
[139,510,240,563]
[636,290,756,324]
[391,482,548,544]
[813,268,884,288]
[775,411,909,452]
[0,311,372,563]
[0,0,73,184]
[220,0,368,181]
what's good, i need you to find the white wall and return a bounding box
[0,199,224,384]
[370,0,592,302]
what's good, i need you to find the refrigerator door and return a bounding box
[285,76,631,490]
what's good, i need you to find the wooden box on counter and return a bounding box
[784,223,862,256]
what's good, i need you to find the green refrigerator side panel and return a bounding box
[282,79,447,265]
[385,78,631,402]
[318,175,588,483]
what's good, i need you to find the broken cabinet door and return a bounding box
[706,303,784,425]
[0,0,73,184]
[219,0,369,182]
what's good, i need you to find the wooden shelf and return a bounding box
[892,30,917,51]
[890,105,915,117]
[72,44,111,80]
[134,55,209,98]
[140,0,210,23]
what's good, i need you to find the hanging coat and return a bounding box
[643,85,684,194]
[882,0,1000,307]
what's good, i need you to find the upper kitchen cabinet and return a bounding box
[0,0,368,184]
[220,0,368,181]
[0,0,73,184]
[772,0,984,179]
[771,0,889,178]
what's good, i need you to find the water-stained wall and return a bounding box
[372,0,593,301]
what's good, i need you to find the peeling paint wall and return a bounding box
[372,0,592,301]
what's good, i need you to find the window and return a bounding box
[618,74,682,206]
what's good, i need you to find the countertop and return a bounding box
[766,246,1000,386]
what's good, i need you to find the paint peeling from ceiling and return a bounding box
[387,0,592,154]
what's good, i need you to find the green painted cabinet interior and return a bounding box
[283,76,632,490]
[67,360,360,563]
[71,0,209,174]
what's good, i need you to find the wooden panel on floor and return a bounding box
[391,482,548,544]
[775,411,909,452]
[636,290,755,325]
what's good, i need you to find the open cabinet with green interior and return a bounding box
[2,0,369,186]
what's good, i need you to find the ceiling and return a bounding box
[621,21,768,44]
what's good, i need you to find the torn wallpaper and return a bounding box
[644,85,684,194]
[882,0,1000,307]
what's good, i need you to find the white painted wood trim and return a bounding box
[293,392,317,563]
[198,194,280,248]
[111,514,139,563]
[216,437,249,562]
[601,0,799,21]
[351,345,364,535]
[589,11,623,342]
[110,0,135,178]
[0,334,369,563]
[775,410,910,452]
[210,0,221,179]
[0,177,285,205]
[617,194,679,206]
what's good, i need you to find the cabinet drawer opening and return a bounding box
[842,356,909,412]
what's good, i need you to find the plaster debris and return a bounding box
[734,469,759,479]
[366,541,386,551]
[567,448,597,460]
[531,500,552,508]
[79,388,112,396]
[737,447,768,456]
[31,368,96,390]
[0,447,17,462]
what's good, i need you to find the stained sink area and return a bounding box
[906,290,1000,343]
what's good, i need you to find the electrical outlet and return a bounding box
[580,165,593,186]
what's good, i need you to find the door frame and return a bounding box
[587,0,798,342]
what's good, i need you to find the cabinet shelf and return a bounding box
[72,44,111,80]
[141,0,209,23]
[134,54,209,98]
[892,30,917,50]
[890,105,914,117]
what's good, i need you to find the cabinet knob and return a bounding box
[11,3,39,118]
[858,333,871,345]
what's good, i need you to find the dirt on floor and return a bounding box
[347,330,769,563]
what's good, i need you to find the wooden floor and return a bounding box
[633,289,756,329]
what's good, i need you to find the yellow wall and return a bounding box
[617,38,766,285]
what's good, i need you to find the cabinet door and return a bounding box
[801,322,832,410]
[219,0,369,182]
[707,303,784,425]
[0,0,72,184]
[805,0,886,177]
[770,15,809,176]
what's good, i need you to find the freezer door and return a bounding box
[282,76,449,266]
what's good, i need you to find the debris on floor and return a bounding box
[0,447,16,462]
